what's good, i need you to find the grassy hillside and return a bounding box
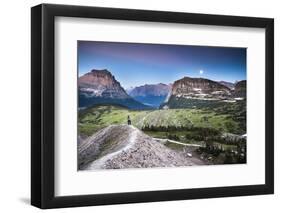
[79,105,147,136]
[78,103,245,137]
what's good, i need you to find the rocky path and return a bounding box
[84,127,138,169]
[79,125,206,170]
[154,137,202,147]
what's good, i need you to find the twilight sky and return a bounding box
[78,41,246,89]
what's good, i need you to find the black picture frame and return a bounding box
[31,3,274,209]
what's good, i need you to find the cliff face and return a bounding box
[161,77,246,109]
[171,77,231,97]
[79,69,129,99]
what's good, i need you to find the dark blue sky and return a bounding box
[78,41,246,89]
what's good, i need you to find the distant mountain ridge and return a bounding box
[218,81,235,90]
[79,69,151,110]
[129,83,171,97]
[128,83,171,108]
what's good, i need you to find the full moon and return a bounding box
[199,70,204,75]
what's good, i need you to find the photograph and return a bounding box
[77,41,247,170]
[29,3,274,209]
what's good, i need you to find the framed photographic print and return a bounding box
[31,4,274,209]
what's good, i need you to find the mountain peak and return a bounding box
[87,69,116,80]
[79,68,129,100]
[79,68,119,88]
[90,68,111,75]
[79,68,151,109]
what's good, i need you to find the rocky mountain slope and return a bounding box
[233,80,246,98]
[78,125,202,170]
[161,77,246,109]
[79,69,129,99]
[79,69,151,109]
[171,77,232,98]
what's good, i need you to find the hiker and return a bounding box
[127,115,131,125]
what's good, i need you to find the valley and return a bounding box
[79,104,245,137]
